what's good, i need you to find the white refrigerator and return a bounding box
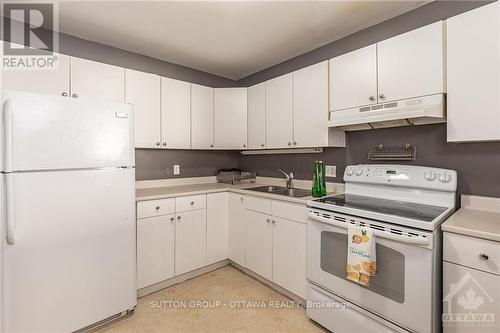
[0,90,137,332]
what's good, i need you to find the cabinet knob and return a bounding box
[155,206,160,210]
[243,144,246,148]
[479,253,489,261]
[177,216,181,220]
[368,95,375,101]
[61,92,68,97]
[261,144,264,147]
[266,218,270,223]
[210,144,214,148]
[378,93,385,99]
[190,201,194,205]
[288,142,292,146]
[170,217,174,222]
[272,219,276,224]
[162,142,167,147]
[72,93,78,98]
[293,141,297,146]
[156,142,160,146]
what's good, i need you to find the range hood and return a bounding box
[328,94,445,131]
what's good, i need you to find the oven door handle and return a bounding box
[307,212,430,246]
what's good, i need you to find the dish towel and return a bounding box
[346,224,377,286]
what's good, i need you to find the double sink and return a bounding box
[244,185,311,198]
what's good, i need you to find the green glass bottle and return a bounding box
[319,161,327,196]
[312,161,322,197]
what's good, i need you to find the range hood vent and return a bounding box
[328,94,445,131]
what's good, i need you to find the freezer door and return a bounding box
[1,168,136,332]
[1,90,134,172]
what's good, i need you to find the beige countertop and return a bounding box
[442,195,500,242]
[136,182,318,205]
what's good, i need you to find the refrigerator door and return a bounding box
[1,90,134,172]
[1,168,136,332]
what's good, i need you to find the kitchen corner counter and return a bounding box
[441,195,500,242]
[136,182,316,205]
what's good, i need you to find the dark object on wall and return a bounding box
[368,144,416,161]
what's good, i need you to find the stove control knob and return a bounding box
[438,173,451,183]
[346,168,354,176]
[424,171,436,181]
[355,168,363,176]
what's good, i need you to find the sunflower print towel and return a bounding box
[346,224,377,286]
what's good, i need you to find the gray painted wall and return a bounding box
[136,149,240,181]
[239,124,500,198]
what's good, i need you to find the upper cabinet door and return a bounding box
[293,61,328,147]
[329,44,377,111]
[1,43,70,96]
[266,73,293,148]
[70,57,125,102]
[125,69,161,149]
[191,84,214,149]
[161,77,191,149]
[247,82,266,149]
[213,88,247,149]
[446,2,500,142]
[377,21,444,103]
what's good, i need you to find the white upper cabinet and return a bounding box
[377,21,444,102]
[265,73,293,148]
[446,2,500,142]
[1,46,70,97]
[125,69,161,148]
[191,84,214,149]
[247,82,266,149]
[329,44,378,111]
[214,88,247,149]
[293,61,329,147]
[70,57,125,102]
[161,77,191,149]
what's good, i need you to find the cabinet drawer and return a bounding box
[244,196,272,214]
[272,200,307,224]
[176,194,206,212]
[444,232,500,276]
[137,198,175,219]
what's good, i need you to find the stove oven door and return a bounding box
[307,210,437,333]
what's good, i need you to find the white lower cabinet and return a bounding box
[137,193,307,299]
[137,214,175,289]
[228,193,246,266]
[175,209,207,275]
[245,209,273,281]
[207,192,229,264]
[272,217,307,298]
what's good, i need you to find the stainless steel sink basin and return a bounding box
[244,185,311,198]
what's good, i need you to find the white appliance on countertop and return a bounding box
[0,90,136,332]
[328,94,445,131]
[307,164,457,333]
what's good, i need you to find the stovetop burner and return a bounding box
[312,194,448,223]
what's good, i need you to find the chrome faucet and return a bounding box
[278,169,294,189]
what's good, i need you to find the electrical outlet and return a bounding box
[173,165,180,175]
[325,165,336,178]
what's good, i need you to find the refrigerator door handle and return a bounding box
[5,174,15,245]
[4,99,13,172]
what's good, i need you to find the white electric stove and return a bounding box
[306,164,457,333]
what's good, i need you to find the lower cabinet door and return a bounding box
[245,209,273,281]
[228,193,246,266]
[207,192,229,264]
[272,217,307,298]
[137,214,175,289]
[443,262,500,333]
[175,209,207,275]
